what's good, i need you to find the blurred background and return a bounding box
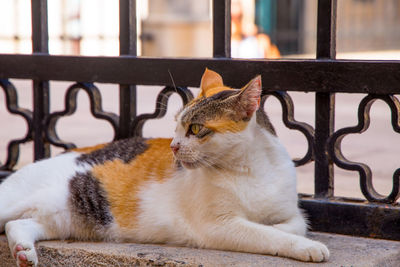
[0,0,400,200]
[2,0,400,58]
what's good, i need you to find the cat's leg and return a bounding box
[0,166,50,234]
[0,189,68,235]
[272,213,308,236]
[0,176,26,233]
[200,216,329,262]
[5,218,57,267]
[0,200,32,234]
[0,214,7,233]
[0,209,20,234]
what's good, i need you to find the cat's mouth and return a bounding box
[175,154,213,169]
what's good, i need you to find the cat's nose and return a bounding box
[170,143,180,154]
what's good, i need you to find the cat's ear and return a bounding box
[200,68,224,96]
[237,75,262,119]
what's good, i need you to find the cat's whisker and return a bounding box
[155,101,169,109]
[157,92,172,99]
[168,69,178,93]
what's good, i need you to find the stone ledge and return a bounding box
[1,232,399,267]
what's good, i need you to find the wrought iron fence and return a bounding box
[0,0,399,240]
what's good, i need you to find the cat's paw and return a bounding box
[288,238,329,262]
[13,243,38,267]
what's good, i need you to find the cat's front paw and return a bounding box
[288,238,329,262]
[13,243,38,267]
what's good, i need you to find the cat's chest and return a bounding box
[211,174,289,223]
[137,168,295,233]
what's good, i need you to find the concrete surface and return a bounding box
[0,232,399,267]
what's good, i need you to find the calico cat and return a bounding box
[0,69,329,267]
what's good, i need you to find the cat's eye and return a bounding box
[190,124,202,135]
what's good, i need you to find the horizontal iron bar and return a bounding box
[1,54,400,94]
[300,196,400,241]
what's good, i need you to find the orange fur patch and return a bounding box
[71,143,107,153]
[200,68,224,93]
[91,138,174,229]
[205,119,248,133]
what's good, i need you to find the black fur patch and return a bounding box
[76,137,149,165]
[208,89,240,101]
[256,109,276,135]
[69,172,113,226]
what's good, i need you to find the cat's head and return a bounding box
[170,68,269,170]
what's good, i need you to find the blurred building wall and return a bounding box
[258,0,400,56]
[140,0,212,57]
[336,0,400,53]
[0,0,399,57]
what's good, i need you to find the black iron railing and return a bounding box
[0,0,399,240]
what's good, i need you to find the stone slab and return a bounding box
[0,232,399,267]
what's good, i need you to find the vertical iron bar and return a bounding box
[119,0,137,139]
[31,0,50,160]
[314,0,337,198]
[213,0,231,58]
[316,0,337,59]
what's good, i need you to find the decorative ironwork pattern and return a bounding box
[328,94,400,204]
[46,82,119,150]
[131,86,194,137]
[262,92,314,167]
[0,79,33,171]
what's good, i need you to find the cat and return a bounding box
[0,69,329,267]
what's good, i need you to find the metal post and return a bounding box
[314,0,337,198]
[213,0,231,58]
[119,0,137,139]
[31,0,50,160]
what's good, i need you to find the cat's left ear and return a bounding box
[200,68,224,97]
[237,75,262,119]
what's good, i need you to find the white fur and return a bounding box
[135,115,329,261]
[0,113,329,266]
